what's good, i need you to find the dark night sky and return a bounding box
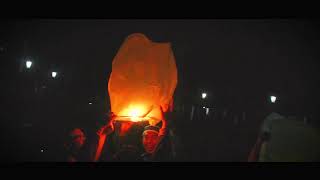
[1,19,320,161]
[4,20,319,99]
[2,19,320,122]
[1,21,320,106]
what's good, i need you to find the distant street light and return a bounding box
[202,93,207,99]
[26,60,32,69]
[270,95,277,103]
[51,71,57,78]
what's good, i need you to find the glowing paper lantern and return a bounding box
[108,33,178,125]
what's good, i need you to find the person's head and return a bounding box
[69,128,86,149]
[142,125,160,154]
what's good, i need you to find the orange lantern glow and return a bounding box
[108,33,178,125]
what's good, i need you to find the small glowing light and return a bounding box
[41,149,44,153]
[270,96,277,103]
[26,61,32,69]
[89,102,92,105]
[51,72,57,78]
[129,108,140,118]
[202,93,207,99]
[119,106,147,122]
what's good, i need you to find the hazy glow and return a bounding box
[128,107,144,122]
[202,93,207,99]
[52,72,57,78]
[206,108,209,115]
[26,61,32,69]
[117,105,150,122]
[270,96,277,103]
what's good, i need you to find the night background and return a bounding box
[1,19,320,162]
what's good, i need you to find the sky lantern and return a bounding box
[108,33,178,126]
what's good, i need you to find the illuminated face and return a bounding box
[142,131,159,154]
[73,134,86,149]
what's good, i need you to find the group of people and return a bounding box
[64,109,176,162]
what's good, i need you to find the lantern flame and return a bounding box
[117,104,152,122]
[129,108,140,118]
